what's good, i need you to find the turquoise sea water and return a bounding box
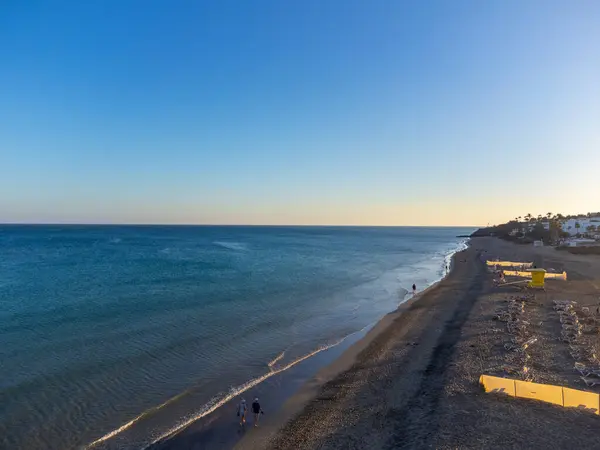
[0,225,471,449]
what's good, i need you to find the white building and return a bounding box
[525,221,550,231]
[561,217,600,236]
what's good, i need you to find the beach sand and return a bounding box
[233,237,600,450]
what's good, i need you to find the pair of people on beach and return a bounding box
[237,397,262,427]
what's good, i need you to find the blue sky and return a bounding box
[1,1,598,225]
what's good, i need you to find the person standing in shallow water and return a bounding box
[412,284,416,295]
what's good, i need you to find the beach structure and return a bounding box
[502,269,567,281]
[480,375,600,415]
[494,267,568,290]
[486,260,533,268]
[568,239,596,247]
[495,279,529,289]
[528,268,546,289]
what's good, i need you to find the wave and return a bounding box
[85,390,189,448]
[85,338,348,449]
[85,237,470,449]
[445,239,469,273]
[145,338,349,447]
[213,241,248,251]
[397,287,409,299]
[109,238,122,244]
[267,351,285,368]
[399,237,469,296]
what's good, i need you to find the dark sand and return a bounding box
[234,237,600,450]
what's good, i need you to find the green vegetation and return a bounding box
[472,214,569,245]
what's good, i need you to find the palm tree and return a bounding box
[575,222,581,236]
[547,212,552,220]
[525,213,532,222]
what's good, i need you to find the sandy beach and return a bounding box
[233,237,600,450]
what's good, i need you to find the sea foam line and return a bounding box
[85,389,190,448]
[144,339,347,448]
[85,339,347,449]
[445,239,469,273]
[87,238,469,449]
[268,351,286,368]
[213,241,247,251]
[400,237,469,297]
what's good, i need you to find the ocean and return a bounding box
[0,225,471,449]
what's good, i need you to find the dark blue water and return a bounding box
[0,225,471,449]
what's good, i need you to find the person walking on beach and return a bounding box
[252,397,262,427]
[237,399,247,427]
[412,283,416,295]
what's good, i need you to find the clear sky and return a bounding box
[1,1,598,226]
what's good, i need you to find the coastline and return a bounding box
[234,243,471,450]
[238,237,600,450]
[152,240,469,450]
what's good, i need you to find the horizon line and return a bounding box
[0,222,480,228]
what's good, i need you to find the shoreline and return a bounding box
[234,240,479,450]
[234,243,471,450]
[241,237,600,450]
[152,239,469,450]
[234,298,438,448]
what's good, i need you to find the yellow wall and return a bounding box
[479,375,516,396]
[515,380,563,406]
[563,387,599,414]
[480,375,599,414]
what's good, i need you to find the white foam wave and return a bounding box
[86,237,470,450]
[444,238,469,274]
[213,241,248,251]
[397,287,409,299]
[144,339,347,447]
[267,351,285,368]
[86,338,348,449]
[399,237,469,296]
[85,391,187,448]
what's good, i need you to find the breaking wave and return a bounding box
[86,339,347,449]
[213,241,248,251]
[267,351,286,368]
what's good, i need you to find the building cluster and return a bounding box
[511,213,600,241]
[560,217,600,237]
